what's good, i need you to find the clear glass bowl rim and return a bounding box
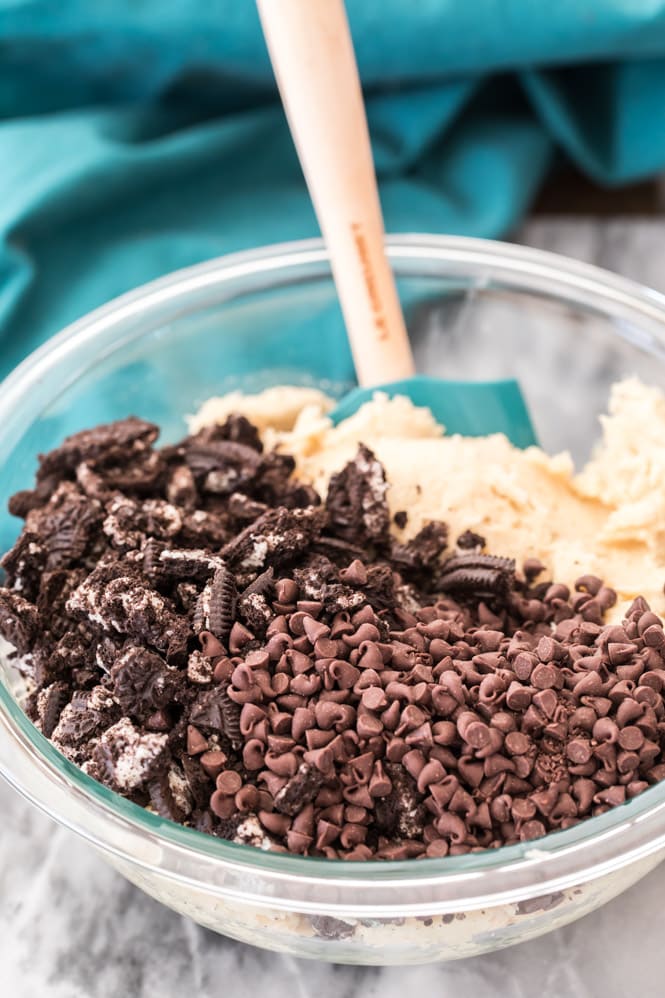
[2,233,665,915]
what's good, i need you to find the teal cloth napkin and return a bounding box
[3,2,665,380]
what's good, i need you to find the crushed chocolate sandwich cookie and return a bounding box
[2,413,665,861]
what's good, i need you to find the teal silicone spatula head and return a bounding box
[258,0,537,448]
[330,374,538,448]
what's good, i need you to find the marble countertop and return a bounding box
[3,217,665,998]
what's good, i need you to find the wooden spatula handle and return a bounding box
[257,0,415,386]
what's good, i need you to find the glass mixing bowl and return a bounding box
[2,235,665,965]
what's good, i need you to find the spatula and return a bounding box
[256,0,537,447]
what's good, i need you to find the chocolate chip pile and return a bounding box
[2,414,665,861]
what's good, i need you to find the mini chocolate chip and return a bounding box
[339,559,368,586]
[575,575,603,596]
[618,725,644,751]
[567,739,592,764]
[187,725,209,756]
[505,732,531,756]
[531,664,561,690]
[519,819,546,841]
[200,750,228,779]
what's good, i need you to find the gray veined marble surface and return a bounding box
[3,217,665,998]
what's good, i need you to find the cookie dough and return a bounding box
[193,378,665,616]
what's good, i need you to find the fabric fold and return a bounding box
[2,1,665,375]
